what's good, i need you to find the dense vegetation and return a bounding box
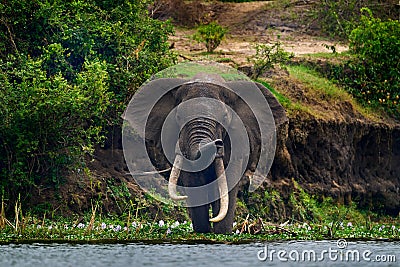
[325,8,400,118]
[316,0,399,39]
[0,0,175,202]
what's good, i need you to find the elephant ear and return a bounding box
[254,82,288,127]
[225,81,288,190]
[123,78,187,172]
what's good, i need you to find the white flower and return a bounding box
[48,226,53,230]
[347,222,353,227]
[235,229,240,234]
[114,225,122,232]
[391,225,396,230]
[101,222,107,230]
[190,223,193,229]
[124,226,128,231]
[37,225,42,229]
[158,220,165,227]
[171,221,180,228]
[166,228,171,235]
[233,222,237,228]
[131,222,137,228]
[77,223,85,229]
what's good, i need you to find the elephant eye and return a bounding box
[176,113,182,123]
[223,114,229,122]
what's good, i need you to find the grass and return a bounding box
[301,51,351,60]
[0,212,398,245]
[259,79,314,116]
[1,185,399,244]
[287,65,349,101]
[276,64,386,121]
[151,61,249,82]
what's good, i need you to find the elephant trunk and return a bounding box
[187,118,216,160]
[169,118,229,223]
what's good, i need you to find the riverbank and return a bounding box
[1,205,399,244]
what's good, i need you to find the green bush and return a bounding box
[0,52,111,199]
[0,0,175,202]
[193,22,227,53]
[0,0,175,103]
[247,41,294,80]
[342,8,399,117]
[316,0,398,39]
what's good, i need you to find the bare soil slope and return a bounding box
[171,1,347,65]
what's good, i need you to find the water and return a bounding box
[0,240,398,267]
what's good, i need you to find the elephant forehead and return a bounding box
[177,97,227,120]
[179,82,224,98]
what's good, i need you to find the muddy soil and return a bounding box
[170,1,348,66]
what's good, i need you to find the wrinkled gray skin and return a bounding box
[145,75,286,234]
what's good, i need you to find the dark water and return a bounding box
[0,240,398,267]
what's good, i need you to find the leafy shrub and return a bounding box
[0,52,111,199]
[0,0,175,103]
[0,0,175,202]
[334,8,399,117]
[193,22,227,53]
[316,0,398,39]
[247,41,294,80]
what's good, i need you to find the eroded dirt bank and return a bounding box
[266,115,400,219]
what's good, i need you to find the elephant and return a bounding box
[124,69,287,234]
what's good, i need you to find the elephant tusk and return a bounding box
[209,157,229,223]
[168,154,188,201]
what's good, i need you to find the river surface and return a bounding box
[0,240,398,267]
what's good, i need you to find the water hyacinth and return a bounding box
[171,221,180,229]
[158,220,165,227]
[77,223,85,229]
[131,222,137,228]
[347,222,353,227]
[114,225,122,232]
[101,222,107,230]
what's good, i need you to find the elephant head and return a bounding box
[123,68,287,234]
